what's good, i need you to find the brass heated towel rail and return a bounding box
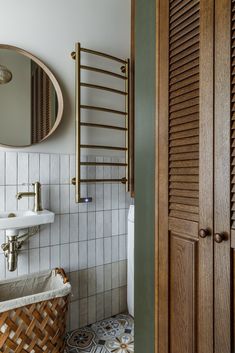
[71,43,130,203]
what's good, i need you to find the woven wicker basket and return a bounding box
[0,268,70,353]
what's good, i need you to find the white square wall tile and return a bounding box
[6,152,17,185]
[104,211,112,237]
[29,229,40,249]
[88,240,96,268]
[79,298,88,327]
[87,184,95,212]
[88,296,96,325]
[60,155,70,184]
[111,262,119,289]
[70,185,79,213]
[104,264,112,291]
[70,271,79,301]
[112,236,119,262]
[79,184,88,213]
[79,241,88,270]
[41,185,50,210]
[112,184,119,209]
[96,293,104,322]
[69,155,75,181]
[118,209,126,235]
[40,247,50,271]
[29,153,40,183]
[29,248,40,274]
[112,210,119,236]
[96,239,104,267]
[70,300,79,331]
[0,230,5,254]
[96,265,104,294]
[88,268,96,296]
[104,237,112,264]
[0,152,5,185]
[40,224,50,247]
[88,212,95,240]
[50,185,60,214]
[104,291,112,318]
[79,213,87,241]
[119,260,127,287]
[60,185,70,214]
[119,235,127,261]
[50,245,60,269]
[96,211,103,239]
[0,254,6,280]
[50,215,60,245]
[119,184,126,209]
[70,242,79,272]
[6,186,17,211]
[60,244,70,272]
[0,186,5,211]
[40,154,50,184]
[111,288,120,316]
[70,214,79,242]
[18,153,28,185]
[95,184,103,211]
[103,184,111,210]
[119,286,127,313]
[60,214,70,244]
[79,269,88,299]
[50,154,60,184]
[17,250,29,276]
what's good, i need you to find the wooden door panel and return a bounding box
[170,233,197,353]
[214,0,232,352]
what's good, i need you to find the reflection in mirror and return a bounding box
[0,46,63,147]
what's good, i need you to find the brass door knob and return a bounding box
[199,229,210,238]
[214,233,225,243]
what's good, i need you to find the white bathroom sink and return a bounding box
[0,210,54,231]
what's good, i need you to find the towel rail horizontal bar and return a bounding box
[80,122,127,131]
[81,144,127,151]
[80,162,127,166]
[81,82,127,95]
[72,177,127,185]
[81,105,127,115]
[80,47,127,64]
[81,65,127,80]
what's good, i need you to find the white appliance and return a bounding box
[127,205,134,317]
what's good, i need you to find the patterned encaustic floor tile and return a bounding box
[65,314,134,353]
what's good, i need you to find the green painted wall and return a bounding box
[134,0,156,352]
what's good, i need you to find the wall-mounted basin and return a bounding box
[0,210,54,233]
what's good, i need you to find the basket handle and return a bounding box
[55,268,69,284]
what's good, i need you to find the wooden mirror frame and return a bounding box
[0,44,64,147]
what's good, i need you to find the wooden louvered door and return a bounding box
[214,0,232,352]
[158,0,214,352]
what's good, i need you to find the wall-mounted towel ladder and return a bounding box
[71,43,131,203]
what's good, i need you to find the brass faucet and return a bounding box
[16,182,43,212]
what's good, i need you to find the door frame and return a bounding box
[155,0,169,352]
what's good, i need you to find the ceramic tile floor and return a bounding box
[65,314,134,353]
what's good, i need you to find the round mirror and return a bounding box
[0,44,63,147]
